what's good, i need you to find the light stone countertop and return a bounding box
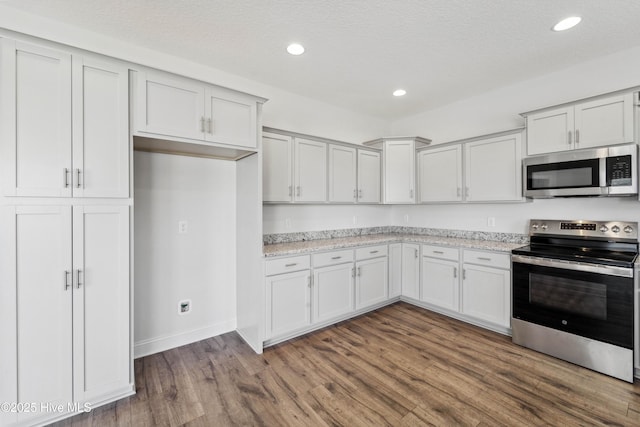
[263,233,526,258]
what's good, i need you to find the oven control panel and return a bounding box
[529,219,638,240]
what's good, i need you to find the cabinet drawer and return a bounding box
[265,255,311,276]
[463,250,510,269]
[422,244,459,261]
[355,245,388,260]
[313,249,354,268]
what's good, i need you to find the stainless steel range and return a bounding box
[512,219,638,382]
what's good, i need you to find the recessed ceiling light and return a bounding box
[286,43,305,55]
[393,89,407,97]
[552,16,581,31]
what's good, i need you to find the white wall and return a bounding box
[390,45,640,233]
[263,204,392,234]
[133,151,237,357]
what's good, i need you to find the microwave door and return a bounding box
[525,158,605,197]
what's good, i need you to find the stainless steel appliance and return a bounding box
[523,143,637,198]
[512,219,638,382]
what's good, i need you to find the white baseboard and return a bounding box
[134,319,236,359]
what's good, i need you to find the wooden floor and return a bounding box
[54,302,640,426]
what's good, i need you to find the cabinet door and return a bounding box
[526,106,574,155]
[465,133,522,202]
[384,140,415,203]
[461,264,511,328]
[574,93,634,149]
[328,144,357,203]
[294,138,327,202]
[204,87,257,148]
[72,57,129,198]
[1,40,72,197]
[355,258,388,309]
[418,145,462,203]
[265,270,311,339]
[401,243,420,299]
[388,243,402,298]
[10,206,73,423]
[72,206,130,402]
[263,132,293,202]
[313,263,354,323]
[421,257,459,312]
[357,149,381,203]
[137,71,205,140]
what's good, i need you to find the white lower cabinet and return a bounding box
[388,243,402,298]
[401,243,420,299]
[461,251,511,328]
[355,257,388,309]
[265,269,311,339]
[421,257,459,312]
[1,204,130,425]
[313,263,355,323]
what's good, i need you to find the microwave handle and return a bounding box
[599,157,607,189]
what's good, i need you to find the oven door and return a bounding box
[512,255,633,349]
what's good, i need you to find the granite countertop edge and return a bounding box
[263,233,525,257]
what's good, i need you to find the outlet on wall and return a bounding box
[178,299,191,315]
[404,214,409,223]
[487,217,496,227]
[285,218,292,229]
[352,215,358,225]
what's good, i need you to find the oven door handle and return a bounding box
[512,254,633,278]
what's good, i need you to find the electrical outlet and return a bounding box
[285,218,292,229]
[179,300,191,315]
[178,220,188,234]
[404,214,409,223]
[352,215,358,225]
[487,217,496,227]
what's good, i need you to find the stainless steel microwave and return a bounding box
[523,143,638,198]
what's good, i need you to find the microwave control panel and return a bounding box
[607,155,632,186]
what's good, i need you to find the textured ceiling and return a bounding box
[3,0,640,119]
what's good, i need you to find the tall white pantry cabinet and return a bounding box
[0,38,133,426]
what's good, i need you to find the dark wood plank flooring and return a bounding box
[53,302,640,426]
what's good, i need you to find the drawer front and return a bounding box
[313,249,354,267]
[355,244,388,260]
[463,249,510,269]
[265,255,311,276]
[422,244,459,261]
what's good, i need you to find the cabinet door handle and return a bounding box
[453,267,457,278]
[409,189,414,199]
[353,189,357,200]
[477,257,492,262]
[575,129,580,145]
[352,267,356,278]
[463,269,466,280]
[296,186,301,197]
[369,250,379,254]
[358,189,362,199]
[414,249,418,259]
[357,267,361,277]
[207,118,213,134]
[331,256,342,260]
[200,117,205,133]
[285,263,297,267]
[432,250,444,255]
[308,276,312,288]
[457,187,461,197]
[76,269,83,289]
[63,168,70,188]
[568,130,572,145]
[465,187,470,199]
[75,168,82,188]
[64,271,71,290]
[288,185,292,197]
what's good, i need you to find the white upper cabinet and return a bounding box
[294,138,327,203]
[525,92,635,155]
[1,40,130,198]
[1,40,72,197]
[417,131,523,203]
[464,133,522,202]
[72,56,129,198]
[263,132,293,202]
[357,149,381,203]
[328,144,357,203]
[363,137,430,204]
[137,70,260,149]
[418,145,462,203]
